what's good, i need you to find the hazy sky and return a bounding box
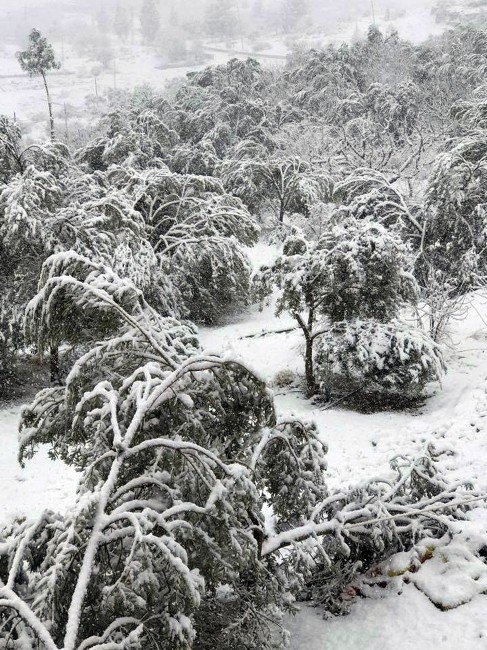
[0,0,438,16]
[0,0,454,51]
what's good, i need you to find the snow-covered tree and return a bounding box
[4,252,326,648]
[114,166,259,323]
[77,108,178,171]
[334,168,424,236]
[0,118,70,186]
[205,0,237,42]
[0,166,63,252]
[281,0,311,34]
[302,447,466,614]
[0,126,72,382]
[113,1,130,41]
[422,104,487,288]
[169,139,219,176]
[0,304,18,396]
[55,193,157,292]
[0,164,65,380]
[0,252,471,649]
[0,149,173,385]
[17,29,61,140]
[311,218,445,400]
[311,219,418,323]
[222,154,332,222]
[173,58,274,156]
[254,218,441,399]
[217,139,269,213]
[166,234,254,325]
[414,91,487,339]
[0,117,23,185]
[140,182,260,252]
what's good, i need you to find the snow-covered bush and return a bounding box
[316,319,445,401]
[272,368,297,389]
[302,448,467,614]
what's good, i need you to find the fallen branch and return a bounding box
[239,325,298,340]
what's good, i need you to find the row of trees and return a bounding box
[91,0,314,51]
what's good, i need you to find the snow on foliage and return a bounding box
[116,166,260,323]
[316,319,446,400]
[0,166,62,251]
[220,152,333,223]
[334,168,423,234]
[309,219,417,323]
[77,107,179,171]
[2,22,487,649]
[0,253,475,649]
[254,218,431,399]
[423,103,487,287]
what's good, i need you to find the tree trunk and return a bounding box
[304,336,317,397]
[41,71,55,140]
[279,198,285,223]
[279,192,286,223]
[296,311,318,397]
[50,345,61,384]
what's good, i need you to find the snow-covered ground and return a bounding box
[0,403,77,523]
[2,240,487,646]
[289,583,487,650]
[200,242,487,648]
[0,43,241,139]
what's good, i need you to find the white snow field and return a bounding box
[2,241,487,647]
[0,404,77,522]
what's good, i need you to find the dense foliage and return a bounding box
[1,21,487,649]
[0,254,474,649]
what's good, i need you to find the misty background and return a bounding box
[0,0,474,53]
[0,0,452,44]
[0,0,481,139]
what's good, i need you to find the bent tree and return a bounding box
[0,252,479,649]
[17,29,61,140]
